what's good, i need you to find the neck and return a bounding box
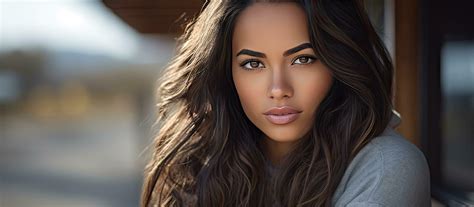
[260,135,297,166]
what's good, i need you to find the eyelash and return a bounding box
[239,55,317,70]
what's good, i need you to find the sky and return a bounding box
[0,0,141,60]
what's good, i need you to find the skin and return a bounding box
[232,3,334,165]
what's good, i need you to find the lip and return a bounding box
[263,106,302,125]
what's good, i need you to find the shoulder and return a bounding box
[332,128,431,207]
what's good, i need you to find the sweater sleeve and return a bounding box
[332,130,431,207]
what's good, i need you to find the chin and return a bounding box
[263,129,304,143]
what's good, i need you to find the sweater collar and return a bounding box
[388,109,402,129]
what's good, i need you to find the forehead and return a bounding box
[232,3,309,52]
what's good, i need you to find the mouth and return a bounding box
[263,106,302,125]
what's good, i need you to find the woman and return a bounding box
[141,0,431,206]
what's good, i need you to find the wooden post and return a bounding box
[394,0,421,146]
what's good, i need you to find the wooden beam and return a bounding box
[102,0,204,34]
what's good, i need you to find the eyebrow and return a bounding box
[236,42,313,58]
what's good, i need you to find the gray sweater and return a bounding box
[265,110,431,206]
[331,110,431,207]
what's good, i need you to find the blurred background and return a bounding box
[0,0,176,206]
[0,0,472,206]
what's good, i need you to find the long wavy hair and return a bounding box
[141,0,394,206]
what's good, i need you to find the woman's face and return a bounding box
[232,3,334,145]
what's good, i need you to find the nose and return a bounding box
[267,68,293,100]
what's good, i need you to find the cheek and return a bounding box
[232,70,265,118]
[296,68,333,115]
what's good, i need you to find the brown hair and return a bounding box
[141,0,394,206]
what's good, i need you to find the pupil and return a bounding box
[300,57,308,63]
[250,61,259,67]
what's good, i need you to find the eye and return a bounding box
[240,59,265,70]
[292,55,316,65]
